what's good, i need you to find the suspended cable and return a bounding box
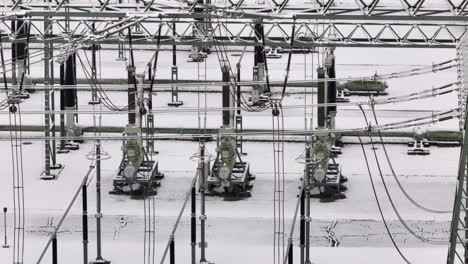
[357,134,412,264]
[358,104,450,244]
[368,103,452,214]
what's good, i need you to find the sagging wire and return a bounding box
[214,16,270,113]
[377,109,461,131]
[0,42,76,75]
[367,101,452,214]
[358,104,449,244]
[211,16,270,113]
[357,133,412,264]
[214,14,270,112]
[76,50,133,112]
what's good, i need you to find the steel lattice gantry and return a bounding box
[448,31,468,264]
[0,1,468,48]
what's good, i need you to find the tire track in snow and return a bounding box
[325,220,340,247]
[113,216,129,240]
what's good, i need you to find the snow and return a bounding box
[0,137,460,263]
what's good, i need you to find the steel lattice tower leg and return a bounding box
[447,35,468,264]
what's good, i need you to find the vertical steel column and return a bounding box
[466,157,468,264]
[326,50,336,129]
[222,65,231,128]
[15,18,27,90]
[90,22,99,105]
[447,120,468,264]
[127,30,136,126]
[305,145,311,264]
[170,65,179,104]
[317,68,326,128]
[199,143,207,263]
[288,243,293,264]
[254,23,265,81]
[82,181,88,264]
[64,54,77,135]
[235,62,244,154]
[252,23,265,101]
[236,63,241,116]
[447,34,468,264]
[92,143,110,264]
[191,185,196,264]
[191,0,205,61]
[50,37,57,162]
[172,23,177,67]
[59,63,66,150]
[300,187,305,264]
[11,20,17,86]
[52,236,57,264]
[170,240,175,264]
[169,22,182,106]
[44,17,51,177]
[2,207,8,248]
[127,69,136,125]
[96,144,102,258]
[326,52,336,114]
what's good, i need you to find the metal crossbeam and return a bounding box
[4,0,468,21]
[0,18,466,48]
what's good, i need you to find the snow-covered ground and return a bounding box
[0,138,460,263]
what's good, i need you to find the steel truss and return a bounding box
[4,0,468,20]
[0,1,468,48]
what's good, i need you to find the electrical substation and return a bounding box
[1,1,468,264]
